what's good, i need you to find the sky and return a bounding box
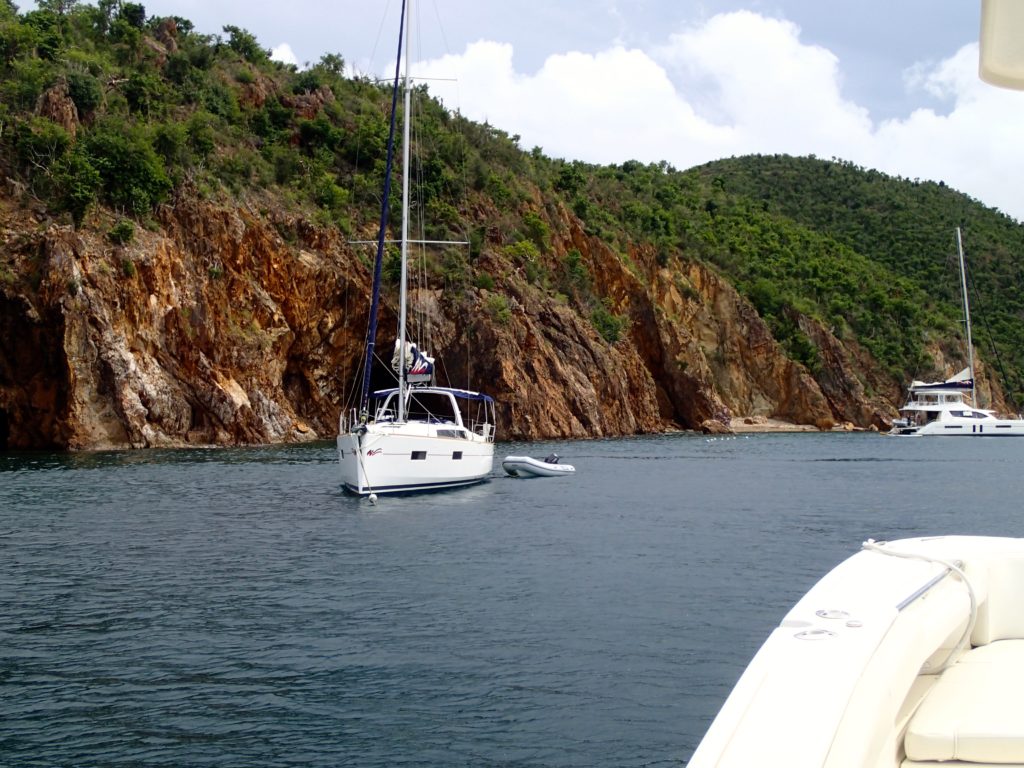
[31,1,1024,221]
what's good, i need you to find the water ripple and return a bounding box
[2,434,1022,766]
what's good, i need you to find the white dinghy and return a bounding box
[502,454,575,478]
[689,535,1024,768]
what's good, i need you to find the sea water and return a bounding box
[2,432,1024,767]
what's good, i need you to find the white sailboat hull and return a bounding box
[689,535,1024,768]
[338,423,494,495]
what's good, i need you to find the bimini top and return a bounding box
[372,386,495,403]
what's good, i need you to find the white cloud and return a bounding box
[414,12,1024,221]
[417,40,732,168]
[872,44,1024,216]
[271,43,299,67]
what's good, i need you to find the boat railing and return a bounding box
[339,408,360,434]
[895,563,961,611]
[470,421,494,442]
[864,540,977,672]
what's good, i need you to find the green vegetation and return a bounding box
[2,3,1024,405]
[686,155,1024,397]
[0,0,386,229]
[108,219,134,244]
[591,299,627,344]
[484,293,511,325]
[568,154,1024,401]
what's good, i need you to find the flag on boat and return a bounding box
[392,340,435,382]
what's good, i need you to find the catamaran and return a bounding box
[890,228,1024,436]
[337,0,496,495]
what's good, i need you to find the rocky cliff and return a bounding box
[0,184,914,451]
[2,4,1018,452]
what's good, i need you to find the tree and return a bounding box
[82,122,171,214]
[223,25,268,64]
[35,0,79,15]
[14,116,69,176]
[66,70,102,117]
[318,52,345,77]
[118,2,146,29]
[53,148,100,227]
[0,14,38,65]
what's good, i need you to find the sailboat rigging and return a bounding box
[338,0,497,494]
[956,227,976,406]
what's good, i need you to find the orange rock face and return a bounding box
[0,193,902,450]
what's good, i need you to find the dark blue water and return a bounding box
[3,433,1024,767]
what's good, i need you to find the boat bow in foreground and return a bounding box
[689,535,1024,767]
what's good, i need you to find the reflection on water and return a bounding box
[0,440,339,473]
[2,432,1023,767]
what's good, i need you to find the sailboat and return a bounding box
[890,228,1024,436]
[337,0,496,495]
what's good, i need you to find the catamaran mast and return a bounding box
[397,0,412,423]
[956,226,976,405]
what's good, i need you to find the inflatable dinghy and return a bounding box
[502,454,575,478]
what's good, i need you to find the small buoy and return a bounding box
[368,493,378,505]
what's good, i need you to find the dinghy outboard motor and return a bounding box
[544,453,559,464]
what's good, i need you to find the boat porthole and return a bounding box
[795,629,837,641]
[815,609,850,620]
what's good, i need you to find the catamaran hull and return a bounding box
[892,419,1024,436]
[337,430,494,495]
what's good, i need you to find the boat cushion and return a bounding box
[905,640,1024,763]
[972,557,1024,645]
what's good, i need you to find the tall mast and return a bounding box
[397,0,412,423]
[956,226,976,405]
[357,0,406,421]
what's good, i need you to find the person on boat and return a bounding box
[544,453,559,464]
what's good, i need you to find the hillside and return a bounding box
[1,2,1023,450]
